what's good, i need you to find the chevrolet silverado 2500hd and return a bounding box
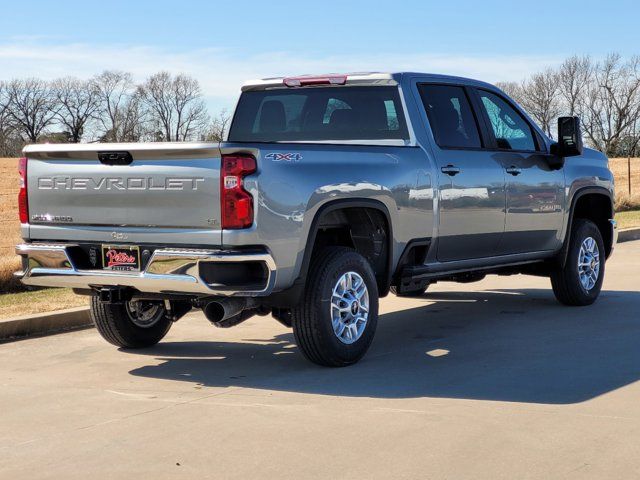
[16,72,617,366]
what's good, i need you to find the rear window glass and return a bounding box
[228,86,409,142]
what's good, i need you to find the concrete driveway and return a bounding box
[1,241,639,479]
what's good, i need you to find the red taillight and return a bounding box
[18,157,28,224]
[221,155,256,229]
[283,75,347,87]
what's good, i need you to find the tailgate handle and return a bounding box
[98,151,133,166]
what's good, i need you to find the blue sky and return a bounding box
[1,0,638,112]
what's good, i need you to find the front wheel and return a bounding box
[551,219,605,306]
[90,297,173,348]
[291,247,379,367]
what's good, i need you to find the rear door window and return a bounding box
[418,84,482,149]
[229,86,409,142]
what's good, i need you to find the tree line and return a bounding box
[0,70,231,157]
[2,54,640,157]
[497,53,640,157]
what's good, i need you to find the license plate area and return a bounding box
[101,245,141,272]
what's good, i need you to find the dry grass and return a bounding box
[0,288,87,319]
[615,192,640,212]
[610,157,640,190]
[0,158,20,255]
[0,158,22,292]
[610,157,640,210]
[0,256,22,294]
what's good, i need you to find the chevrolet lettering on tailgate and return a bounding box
[37,176,206,191]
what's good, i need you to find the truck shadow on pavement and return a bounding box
[128,288,640,404]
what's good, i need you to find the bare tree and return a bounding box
[495,81,524,105]
[53,77,100,142]
[4,78,57,142]
[497,53,640,153]
[558,55,593,116]
[0,81,19,156]
[93,70,137,142]
[0,81,7,120]
[581,54,640,155]
[202,109,231,141]
[0,81,9,146]
[116,91,147,142]
[518,69,562,137]
[138,72,208,141]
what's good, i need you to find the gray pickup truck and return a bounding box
[16,72,617,366]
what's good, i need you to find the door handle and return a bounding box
[505,166,522,176]
[441,165,461,176]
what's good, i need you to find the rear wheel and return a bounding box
[291,247,378,367]
[551,219,605,306]
[90,297,172,348]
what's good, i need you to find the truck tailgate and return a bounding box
[24,143,222,244]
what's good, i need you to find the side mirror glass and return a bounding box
[551,116,583,157]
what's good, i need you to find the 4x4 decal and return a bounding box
[264,152,302,162]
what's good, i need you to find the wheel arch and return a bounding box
[560,186,615,267]
[298,199,394,298]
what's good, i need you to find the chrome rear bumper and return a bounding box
[15,243,276,297]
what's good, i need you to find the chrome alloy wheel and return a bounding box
[331,271,369,344]
[125,300,164,328]
[578,236,600,291]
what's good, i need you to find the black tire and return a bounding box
[390,283,429,297]
[551,219,605,306]
[291,247,379,367]
[90,297,172,348]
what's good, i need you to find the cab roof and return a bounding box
[241,72,497,92]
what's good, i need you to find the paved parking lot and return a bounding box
[1,241,639,479]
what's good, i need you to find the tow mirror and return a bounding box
[551,116,583,157]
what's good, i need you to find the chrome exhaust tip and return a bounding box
[203,298,256,327]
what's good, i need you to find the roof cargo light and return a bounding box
[283,75,347,87]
